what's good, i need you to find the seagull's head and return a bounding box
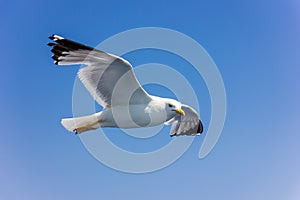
[164,99,185,117]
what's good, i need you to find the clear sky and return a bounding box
[1,0,300,199]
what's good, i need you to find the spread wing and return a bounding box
[48,34,152,108]
[165,104,203,137]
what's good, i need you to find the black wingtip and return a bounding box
[47,42,55,46]
[48,34,55,40]
[48,34,95,51]
[197,120,203,134]
[51,54,61,65]
[170,133,176,137]
[51,54,59,60]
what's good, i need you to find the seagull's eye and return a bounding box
[168,104,173,108]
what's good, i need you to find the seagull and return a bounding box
[48,34,203,137]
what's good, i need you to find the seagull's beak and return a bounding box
[175,108,185,116]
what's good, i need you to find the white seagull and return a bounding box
[48,34,203,137]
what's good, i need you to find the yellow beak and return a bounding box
[175,108,185,116]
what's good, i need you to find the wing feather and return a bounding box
[169,104,203,137]
[48,34,151,107]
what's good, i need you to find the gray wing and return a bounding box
[48,34,152,108]
[165,104,203,137]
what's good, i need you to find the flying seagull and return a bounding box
[48,34,203,136]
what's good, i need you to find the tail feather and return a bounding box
[61,113,101,134]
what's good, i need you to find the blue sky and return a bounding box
[1,0,300,199]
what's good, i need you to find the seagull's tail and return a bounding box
[61,112,102,134]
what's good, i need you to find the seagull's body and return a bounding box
[48,34,203,136]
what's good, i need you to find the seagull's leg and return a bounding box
[73,120,101,134]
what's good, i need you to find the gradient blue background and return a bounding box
[1,0,300,199]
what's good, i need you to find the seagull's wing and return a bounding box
[48,34,152,108]
[165,104,203,137]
